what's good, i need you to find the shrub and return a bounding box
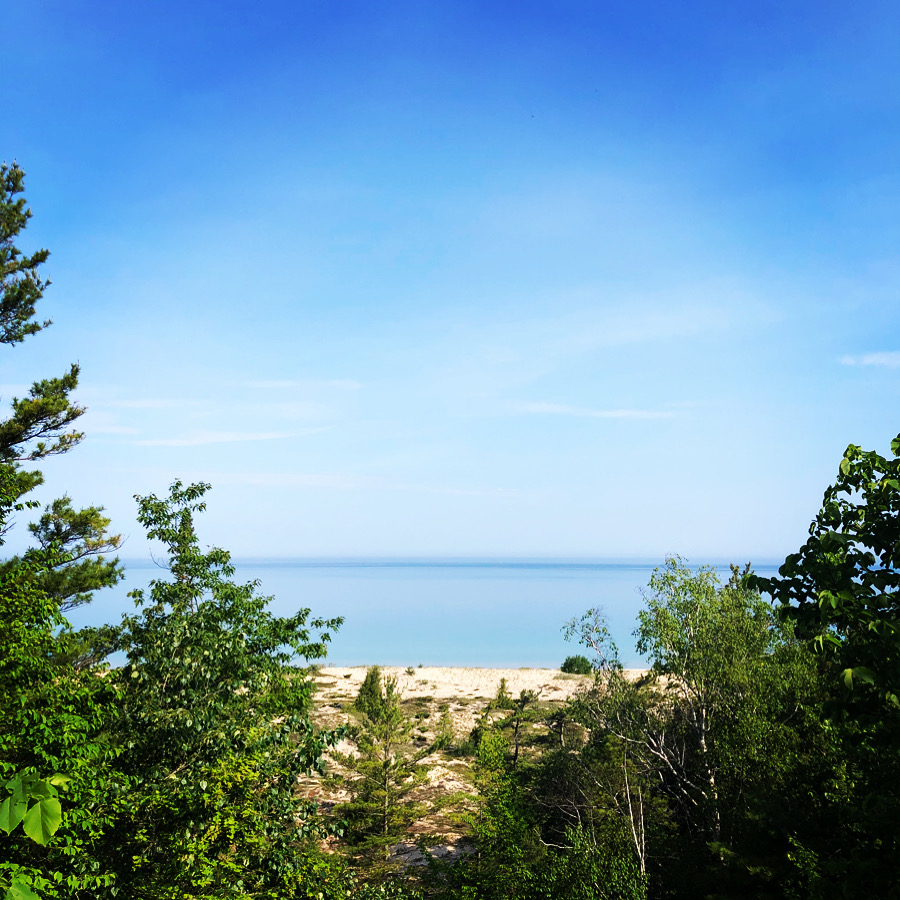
[489,677,516,710]
[433,706,455,750]
[561,655,593,675]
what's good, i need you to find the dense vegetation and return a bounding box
[2,164,899,899]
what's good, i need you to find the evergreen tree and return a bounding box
[0,161,122,620]
[0,163,127,897]
[0,467,125,899]
[335,673,429,875]
[355,665,386,718]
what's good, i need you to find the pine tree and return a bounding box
[0,161,122,618]
[335,673,430,874]
[355,665,386,718]
[0,161,128,896]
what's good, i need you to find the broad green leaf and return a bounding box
[839,457,851,475]
[45,774,70,789]
[22,796,62,845]
[0,795,28,834]
[27,782,56,801]
[7,881,41,900]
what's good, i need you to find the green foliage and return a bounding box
[0,496,124,669]
[488,678,515,710]
[0,772,67,846]
[0,466,125,899]
[0,471,65,695]
[530,824,647,900]
[0,368,84,467]
[356,666,385,719]
[0,771,67,900]
[21,496,122,612]
[560,655,592,675]
[754,433,900,712]
[509,691,540,765]
[0,664,124,899]
[443,728,646,900]
[754,434,900,897]
[432,706,455,750]
[345,876,423,899]
[109,480,345,898]
[559,559,833,898]
[335,673,429,875]
[562,607,621,672]
[444,728,536,898]
[0,161,121,636]
[0,163,50,347]
[639,560,827,874]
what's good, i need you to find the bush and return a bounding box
[561,655,593,675]
[535,825,647,900]
[489,677,516,710]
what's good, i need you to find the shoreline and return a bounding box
[317,665,648,703]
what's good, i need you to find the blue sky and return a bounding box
[2,0,899,559]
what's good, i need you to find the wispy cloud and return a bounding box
[516,402,674,420]
[840,352,900,368]
[133,428,323,447]
[432,288,779,404]
[213,471,510,496]
[245,379,362,390]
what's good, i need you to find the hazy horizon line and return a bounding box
[118,554,786,568]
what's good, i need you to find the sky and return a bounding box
[2,0,899,560]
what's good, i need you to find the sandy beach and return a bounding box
[318,665,597,702]
[314,665,648,739]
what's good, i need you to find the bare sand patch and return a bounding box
[319,665,599,701]
[318,665,647,700]
[314,665,647,741]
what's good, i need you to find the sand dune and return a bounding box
[317,665,646,704]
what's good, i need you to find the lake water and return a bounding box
[67,558,783,669]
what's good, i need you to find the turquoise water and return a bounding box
[67,558,783,669]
